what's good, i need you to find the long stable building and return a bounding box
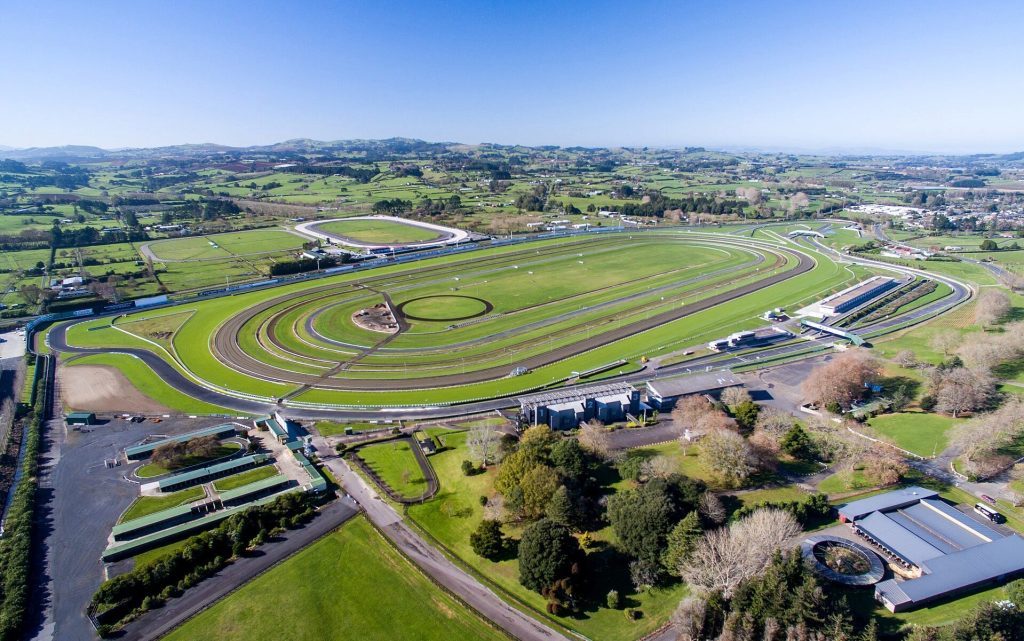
[838,487,1024,612]
[819,276,899,315]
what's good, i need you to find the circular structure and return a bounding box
[396,295,494,322]
[801,535,885,586]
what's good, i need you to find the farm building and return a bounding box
[644,371,742,411]
[838,487,1024,612]
[65,411,96,426]
[818,276,899,315]
[518,383,642,429]
[124,423,239,460]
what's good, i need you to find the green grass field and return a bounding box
[162,516,508,641]
[356,440,426,498]
[212,464,278,492]
[146,229,304,261]
[866,412,960,457]
[315,217,443,244]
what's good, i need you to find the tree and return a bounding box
[185,435,219,458]
[975,288,1012,326]
[549,438,588,480]
[780,424,814,460]
[933,367,994,416]
[895,349,918,368]
[469,519,507,560]
[546,485,580,529]
[518,519,581,593]
[681,509,801,598]
[699,429,755,488]
[721,387,752,409]
[979,238,999,251]
[466,425,500,466]
[698,491,727,526]
[662,511,703,575]
[577,420,610,458]
[802,350,881,409]
[519,464,560,519]
[151,441,188,469]
[18,284,41,305]
[929,329,961,356]
[754,407,795,435]
[732,401,760,432]
[607,482,677,564]
[862,445,908,486]
[672,395,717,435]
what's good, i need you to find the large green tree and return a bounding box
[518,519,581,593]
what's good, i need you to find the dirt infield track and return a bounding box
[57,364,171,414]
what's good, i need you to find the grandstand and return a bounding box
[518,383,642,429]
[818,276,899,315]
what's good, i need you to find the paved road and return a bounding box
[115,497,359,641]
[312,438,570,641]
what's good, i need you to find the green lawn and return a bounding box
[867,411,960,457]
[119,486,205,523]
[315,218,444,244]
[136,443,241,478]
[356,440,427,499]
[162,516,508,641]
[212,464,278,492]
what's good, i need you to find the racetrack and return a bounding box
[44,226,972,414]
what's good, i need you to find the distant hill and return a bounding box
[0,145,110,161]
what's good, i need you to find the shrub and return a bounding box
[607,589,622,610]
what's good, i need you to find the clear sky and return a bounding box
[2,0,1023,153]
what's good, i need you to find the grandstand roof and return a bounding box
[518,382,634,409]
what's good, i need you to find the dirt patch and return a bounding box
[57,364,171,414]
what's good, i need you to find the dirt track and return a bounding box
[57,364,170,414]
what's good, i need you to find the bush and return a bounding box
[461,459,478,476]
[607,589,622,609]
[919,394,937,411]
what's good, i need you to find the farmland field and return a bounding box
[145,228,304,261]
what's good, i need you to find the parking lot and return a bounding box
[26,414,239,641]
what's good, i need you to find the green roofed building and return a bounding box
[157,454,269,492]
[125,423,239,460]
[66,411,96,425]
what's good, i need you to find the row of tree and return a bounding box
[90,492,318,634]
[0,356,47,641]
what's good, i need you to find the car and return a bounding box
[980,494,997,505]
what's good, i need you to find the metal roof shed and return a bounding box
[838,487,938,522]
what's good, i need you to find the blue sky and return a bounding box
[1,0,1023,153]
